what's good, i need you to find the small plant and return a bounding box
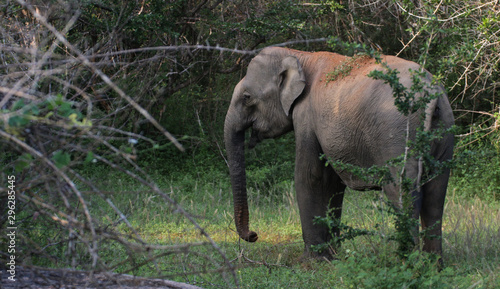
[334,250,455,289]
[312,214,373,254]
[325,59,354,83]
[386,194,421,258]
[325,54,371,84]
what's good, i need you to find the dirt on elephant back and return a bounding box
[1,266,204,289]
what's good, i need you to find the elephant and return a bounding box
[224,47,454,260]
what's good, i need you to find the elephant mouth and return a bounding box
[248,128,262,149]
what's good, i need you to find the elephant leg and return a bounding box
[294,136,346,258]
[384,161,423,215]
[420,168,449,257]
[383,162,423,248]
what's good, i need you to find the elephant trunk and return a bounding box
[224,113,258,243]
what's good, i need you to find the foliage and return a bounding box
[451,132,500,202]
[312,215,373,253]
[333,251,457,289]
[1,0,500,287]
[324,54,372,83]
[368,67,438,116]
[322,156,394,187]
[0,1,237,286]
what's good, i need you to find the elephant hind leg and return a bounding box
[382,160,449,263]
[420,168,450,257]
[383,162,424,250]
[383,162,424,219]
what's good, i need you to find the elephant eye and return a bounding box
[242,93,252,105]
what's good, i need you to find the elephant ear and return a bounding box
[279,56,305,117]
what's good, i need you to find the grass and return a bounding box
[18,141,499,288]
[47,161,497,289]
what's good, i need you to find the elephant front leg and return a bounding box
[294,140,346,259]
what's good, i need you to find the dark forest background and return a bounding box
[1,1,499,288]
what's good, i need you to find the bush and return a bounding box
[334,251,458,289]
[451,132,500,202]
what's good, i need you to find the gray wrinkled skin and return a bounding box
[224,47,454,260]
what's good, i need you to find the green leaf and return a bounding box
[46,99,55,110]
[84,151,95,164]
[8,115,29,127]
[58,102,74,117]
[31,105,40,116]
[55,94,64,106]
[12,99,25,110]
[52,151,71,168]
[15,153,33,172]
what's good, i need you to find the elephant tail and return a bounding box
[423,97,439,132]
[416,94,441,190]
[417,93,446,190]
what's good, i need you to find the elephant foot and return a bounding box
[299,246,337,262]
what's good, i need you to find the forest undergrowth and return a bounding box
[69,145,500,289]
[1,1,499,288]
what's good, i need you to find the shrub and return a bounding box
[334,251,457,289]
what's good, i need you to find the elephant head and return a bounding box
[224,49,306,242]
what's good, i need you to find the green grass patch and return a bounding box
[17,144,499,288]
